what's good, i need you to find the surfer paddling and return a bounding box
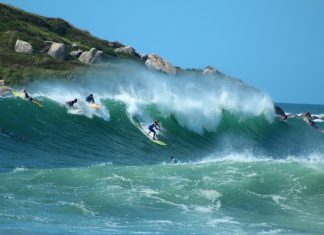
[22,89,34,102]
[21,89,43,107]
[147,120,161,140]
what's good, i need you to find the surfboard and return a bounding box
[88,103,101,110]
[140,123,167,146]
[31,99,43,107]
[12,90,43,107]
[67,106,81,115]
[151,138,167,146]
[129,117,167,146]
[11,90,24,98]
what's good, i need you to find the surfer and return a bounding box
[274,105,287,121]
[298,112,324,132]
[147,120,161,140]
[299,112,314,126]
[85,94,95,104]
[22,89,34,102]
[170,156,178,164]
[66,98,78,108]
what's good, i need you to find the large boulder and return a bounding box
[92,50,103,63]
[114,46,139,57]
[203,66,225,77]
[48,42,66,59]
[141,54,148,61]
[70,49,83,58]
[42,41,54,52]
[72,43,78,49]
[79,48,103,64]
[203,66,217,75]
[15,39,33,54]
[144,54,176,75]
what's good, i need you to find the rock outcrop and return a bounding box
[114,46,139,57]
[47,42,66,59]
[202,66,226,78]
[14,39,33,54]
[78,48,103,64]
[141,54,148,61]
[144,54,176,75]
[92,50,103,63]
[72,43,78,49]
[203,66,217,75]
[42,41,53,52]
[70,49,83,58]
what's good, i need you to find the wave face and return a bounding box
[1,61,324,234]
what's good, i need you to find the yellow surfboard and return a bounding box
[88,103,101,110]
[129,118,167,146]
[151,139,167,146]
[11,90,24,98]
[140,123,167,146]
[12,90,43,107]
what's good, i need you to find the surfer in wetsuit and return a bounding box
[147,120,161,140]
[298,112,324,132]
[22,89,33,102]
[274,105,287,121]
[66,98,78,108]
[85,94,95,104]
[170,156,178,163]
[299,112,318,128]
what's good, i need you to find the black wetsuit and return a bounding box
[66,100,77,108]
[86,95,95,104]
[274,105,287,120]
[24,92,33,101]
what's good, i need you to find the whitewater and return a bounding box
[1,61,324,234]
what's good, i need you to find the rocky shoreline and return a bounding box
[0,3,231,85]
[13,38,224,77]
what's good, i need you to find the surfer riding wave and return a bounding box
[147,120,161,140]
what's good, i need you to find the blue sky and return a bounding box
[2,0,324,104]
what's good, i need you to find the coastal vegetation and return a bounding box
[0,3,124,84]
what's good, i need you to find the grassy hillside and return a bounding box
[0,3,126,84]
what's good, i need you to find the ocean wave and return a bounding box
[17,61,274,133]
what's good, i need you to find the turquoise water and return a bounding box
[1,64,324,234]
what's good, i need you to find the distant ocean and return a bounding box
[1,63,323,234]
